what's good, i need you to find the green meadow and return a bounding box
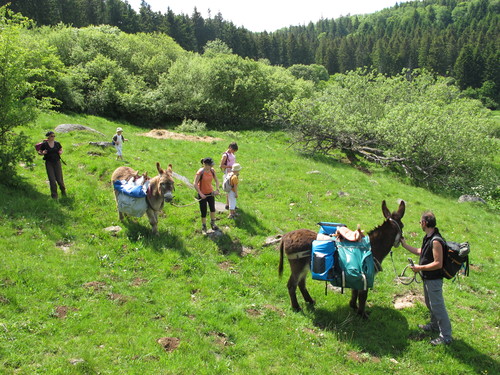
[0,111,498,374]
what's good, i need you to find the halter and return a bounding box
[388,217,403,248]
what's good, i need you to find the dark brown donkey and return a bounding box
[278,200,405,319]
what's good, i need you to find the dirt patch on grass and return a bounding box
[263,304,285,317]
[208,331,233,347]
[0,295,10,304]
[138,129,222,143]
[54,305,78,319]
[393,290,424,310]
[56,240,73,254]
[130,277,148,286]
[347,351,381,363]
[218,261,237,273]
[83,281,107,291]
[240,246,256,257]
[246,308,261,317]
[108,293,133,304]
[157,337,180,352]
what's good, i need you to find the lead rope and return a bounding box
[390,251,421,285]
[169,191,214,208]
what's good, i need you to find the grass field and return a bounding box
[0,111,498,374]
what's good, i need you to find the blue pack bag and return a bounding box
[311,240,337,281]
[317,222,345,235]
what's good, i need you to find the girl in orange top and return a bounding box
[194,157,220,232]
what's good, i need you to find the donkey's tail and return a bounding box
[278,239,284,278]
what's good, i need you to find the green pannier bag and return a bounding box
[330,236,375,291]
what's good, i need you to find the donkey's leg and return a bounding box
[288,260,314,311]
[350,290,359,310]
[356,290,369,319]
[114,191,124,221]
[298,276,315,306]
[286,274,301,311]
[147,209,159,235]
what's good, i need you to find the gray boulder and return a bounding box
[458,195,486,204]
[55,124,105,136]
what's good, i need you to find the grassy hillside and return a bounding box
[0,111,498,374]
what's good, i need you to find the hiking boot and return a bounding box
[430,337,452,346]
[227,214,235,219]
[202,224,207,233]
[210,221,219,231]
[418,323,439,332]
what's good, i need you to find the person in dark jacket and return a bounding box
[39,131,66,199]
[401,211,452,345]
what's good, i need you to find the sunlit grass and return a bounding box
[0,111,498,374]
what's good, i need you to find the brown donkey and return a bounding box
[278,200,405,318]
[112,162,175,235]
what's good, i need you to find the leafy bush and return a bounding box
[288,64,330,83]
[155,52,314,127]
[35,25,186,123]
[268,68,499,197]
[0,7,59,179]
[175,118,207,133]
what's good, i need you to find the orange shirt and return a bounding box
[197,168,215,195]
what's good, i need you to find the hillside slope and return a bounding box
[0,111,498,374]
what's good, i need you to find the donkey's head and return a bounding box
[156,162,175,202]
[381,199,405,247]
[369,200,406,266]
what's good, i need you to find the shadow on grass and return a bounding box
[231,208,267,236]
[0,179,72,235]
[123,220,190,256]
[312,304,409,357]
[442,338,500,374]
[204,230,245,256]
[312,302,499,372]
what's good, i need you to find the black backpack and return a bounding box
[433,237,470,279]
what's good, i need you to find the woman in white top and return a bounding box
[219,142,238,209]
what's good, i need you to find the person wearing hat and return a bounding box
[227,163,241,219]
[112,127,128,160]
[194,157,220,232]
[219,142,238,209]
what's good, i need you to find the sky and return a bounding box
[127,0,412,33]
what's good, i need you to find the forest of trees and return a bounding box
[0,2,498,200]
[2,0,499,108]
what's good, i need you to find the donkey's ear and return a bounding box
[397,200,406,218]
[156,162,164,174]
[167,164,173,173]
[382,200,391,219]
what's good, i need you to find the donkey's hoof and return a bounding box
[358,311,370,320]
[292,306,302,312]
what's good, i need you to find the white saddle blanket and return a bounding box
[117,193,148,217]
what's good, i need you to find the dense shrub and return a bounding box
[35,25,186,122]
[155,52,315,127]
[267,68,499,196]
[0,7,59,179]
[175,118,207,133]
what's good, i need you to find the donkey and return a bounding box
[112,162,175,235]
[278,200,405,319]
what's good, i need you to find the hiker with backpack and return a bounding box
[400,211,453,345]
[112,127,128,161]
[194,157,220,233]
[219,142,238,210]
[224,163,241,219]
[38,131,66,199]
